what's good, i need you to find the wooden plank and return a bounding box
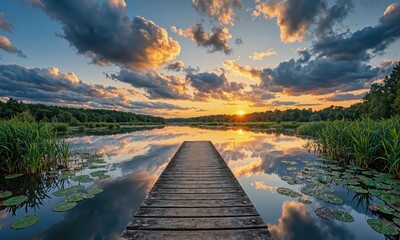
[127,216,267,230]
[121,229,273,240]
[134,207,259,217]
[120,141,273,239]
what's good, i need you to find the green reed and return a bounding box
[0,119,70,174]
[297,118,400,177]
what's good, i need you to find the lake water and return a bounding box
[0,126,395,239]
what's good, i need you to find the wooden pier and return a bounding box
[121,141,273,239]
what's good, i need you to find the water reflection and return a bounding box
[0,126,390,239]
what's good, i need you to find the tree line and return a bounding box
[0,100,166,124]
[171,62,400,123]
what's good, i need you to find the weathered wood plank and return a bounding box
[127,216,267,230]
[134,207,259,217]
[142,199,253,207]
[147,192,248,200]
[121,229,273,240]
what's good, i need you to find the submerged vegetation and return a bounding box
[298,118,400,178]
[0,119,69,174]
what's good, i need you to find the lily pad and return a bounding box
[53,185,85,197]
[353,186,368,194]
[58,172,75,180]
[369,189,384,196]
[298,197,312,204]
[367,219,398,235]
[287,167,297,171]
[0,191,12,199]
[3,195,28,206]
[4,173,24,180]
[82,193,95,199]
[333,210,354,223]
[71,175,93,183]
[315,207,335,220]
[277,187,302,198]
[316,193,343,204]
[90,170,108,177]
[87,188,103,195]
[394,218,400,226]
[52,201,77,212]
[98,174,111,179]
[379,194,400,204]
[10,215,39,230]
[64,194,84,202]
[368,204,394,215]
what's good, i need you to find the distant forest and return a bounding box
[171,62,400,123]
[0,100,166,123]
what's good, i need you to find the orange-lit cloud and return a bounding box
[252,181,277,192]
[232,159,263,178]
[0,35,26,58]
[250,48,278,60]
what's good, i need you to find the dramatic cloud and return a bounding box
[31,0,180,71]
[172,23,232,54]
[0,35,26,58]
[320,92,366,102]
[192,0,242,26]
[164,61,185,72]
[253,0,354,43]
[108,69,190,100]
[253,0,324,42]
[0,13,13,32]
[249,48,277,60]
[313,3,400,61]
[0,64,188,112]
[224,59,381,95]
[186,70,246,100]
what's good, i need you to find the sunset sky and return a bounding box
[0,0,399,117]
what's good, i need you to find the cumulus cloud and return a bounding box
[312,2,400,61]
[224,59,381,95]
[253,0,355,43]
[186,70,246,100]
[253,0,324,42]
[164,61,185,72]
[0,13,13,32]
[31,0,180,71]
[249,48,277,60]
[0,64,188,112]
[108,69,191,100]
[172,23,232,54]
[192,0,242,26]
[0,35,26,58]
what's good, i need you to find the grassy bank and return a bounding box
[297,118,400,177]
[0,119,70,174]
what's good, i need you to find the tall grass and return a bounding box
[0,119,70,174]
[297,118,400,177]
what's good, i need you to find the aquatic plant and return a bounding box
[0,119,70,173]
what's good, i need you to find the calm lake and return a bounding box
[0,126,394,239]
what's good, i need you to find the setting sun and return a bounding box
[237,110,245,116]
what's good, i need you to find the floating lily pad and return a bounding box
[367,219,398,235]
[298,197,312,204]
[333,210,354,222]
[368,204,394,215]
[362,171,373,176]
[315,207,335,220]
[58,172,75,180]
[87,188,103,195]
[90,170,108,177]
[379,194,400,204]
[64,194,84,202]
[98,174,111,179]
[344,179,360,186]
[71,175,93,183]
[394,218,400,226]
[369,189,384,196]
[10,215,39,230]
[353,186,368,194]
[53,185,85,197]
[0,191,12,199]
[287,167,297,171]
[316,193,343,205]
[277,187,302,198]
[82,193,95,199]
[52,201,77,212]
[4,173,24,180]
[3,195,28,206]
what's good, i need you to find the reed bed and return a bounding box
[297,118,400,177]
[0,119,70,174]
